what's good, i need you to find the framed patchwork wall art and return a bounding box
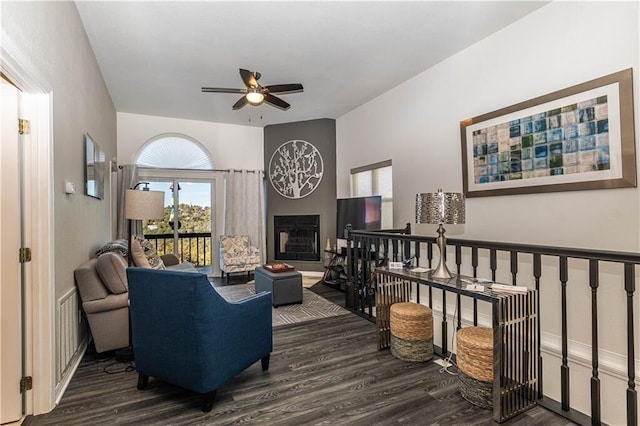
[460,68,636,198]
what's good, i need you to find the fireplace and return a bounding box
[274,215,320,261]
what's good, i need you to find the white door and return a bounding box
[1,78,24,423]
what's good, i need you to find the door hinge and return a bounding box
[18,118,30,135]
[19,247,32,263]
[20,376,32,393]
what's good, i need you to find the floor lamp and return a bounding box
[125,184,165,266]
[415,189,465,279]
[116,184,164,362]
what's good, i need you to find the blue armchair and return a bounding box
[126,267,273,412]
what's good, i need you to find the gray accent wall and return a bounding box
[264,119,336,272]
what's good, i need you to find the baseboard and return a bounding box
[299,271,323,277]
[54,336,89,406]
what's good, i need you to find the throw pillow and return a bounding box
[96,252,128,294]
[134,236,165,270]
[131,238,151,268]
[94,239,128,258]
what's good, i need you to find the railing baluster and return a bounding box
[442,290,448,356]
[427,243,433,269]
[385,238,390,265]
[589,259,601,425]
[560,256,570,412]
[511,251,518,285]
[404,237,411,264]
[624,263,637,426]
[533,253,542,398]
[414,241,421,305]
[456,245,462,330]
[490,249,497,281]
[366,237,373,317]
[472,247,478,326]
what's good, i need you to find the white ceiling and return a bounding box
[75,1,548,128]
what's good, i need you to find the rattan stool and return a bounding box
[389,302,433,362]
[456,327,493,409]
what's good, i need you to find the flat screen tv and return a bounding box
[336,195,382,239]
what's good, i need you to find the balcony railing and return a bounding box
[345,225,638,426]
[144,232,213,267]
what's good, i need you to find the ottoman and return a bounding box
[456,326,494,409]
[254,267,303,307]
[389,302,433,362]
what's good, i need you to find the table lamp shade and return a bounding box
[125,189,164,220]
[415,189,465,279]
[416,190,465,225]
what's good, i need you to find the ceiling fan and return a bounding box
[202,69,303,111]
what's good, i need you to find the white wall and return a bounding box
[3,2,117,300]
[117,112,264,169]
[337,2,639,423]
[337,1,640,252]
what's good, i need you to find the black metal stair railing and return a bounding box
[345,227,638,426]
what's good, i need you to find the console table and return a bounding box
[375,267,538,423]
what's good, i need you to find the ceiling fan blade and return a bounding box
[201,87,246,94]
[232,96,249,110]
[239,68,258,89]
[264,93,290,110]
[265,84,304,94]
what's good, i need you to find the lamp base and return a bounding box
[431,258,454,279]
[431,224,454,279]
[115,346,134,363]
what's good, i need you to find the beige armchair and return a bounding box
[219,235,261,283]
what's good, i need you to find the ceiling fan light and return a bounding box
[246,91,264,105]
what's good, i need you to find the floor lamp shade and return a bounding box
[125,189,164,220]
[416,189,465,279]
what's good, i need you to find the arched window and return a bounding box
[134,133,213,169]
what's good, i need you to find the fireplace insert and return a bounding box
[274,215,320,261]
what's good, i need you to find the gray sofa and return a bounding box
[74,252,197,353]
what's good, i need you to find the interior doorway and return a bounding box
[2,34,55,417]
[1,76,25,424]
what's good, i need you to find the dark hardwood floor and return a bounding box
[25,282,573,426]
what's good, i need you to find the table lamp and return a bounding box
[416,189,465,279]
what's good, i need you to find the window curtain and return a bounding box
[224,169,266,263]
[116,164,140,240]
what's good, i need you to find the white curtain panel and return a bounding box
[224,169,266,263]
[116,164,140,240]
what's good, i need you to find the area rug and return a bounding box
[215,284,349,327]
[247,275,321,289]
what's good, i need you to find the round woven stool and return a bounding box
[389,302,433,362]
[456,327,493,409]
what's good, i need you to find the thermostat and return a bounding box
[65,181,76,194]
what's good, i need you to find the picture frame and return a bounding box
[85,133,105,199]
[460,68,636,198]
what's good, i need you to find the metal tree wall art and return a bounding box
[269,140,324,199]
